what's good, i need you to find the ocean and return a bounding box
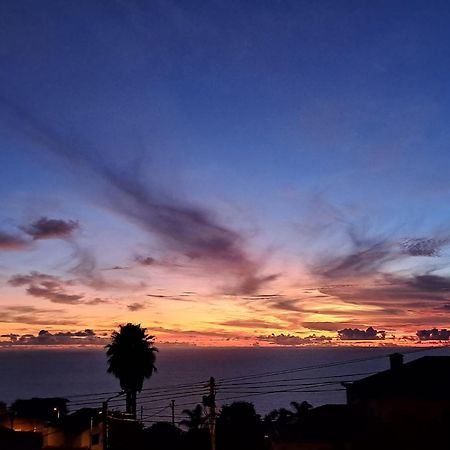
[1,346,449,424]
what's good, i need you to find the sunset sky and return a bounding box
[2,0,450,346]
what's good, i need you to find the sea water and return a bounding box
[0,346,448,424]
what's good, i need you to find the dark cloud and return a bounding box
[8,271,113,306]
[0,97,274,294]
[1,333,19,342]
[0,329,107,346]
[135,255,156,266]
[338,326,385,340]
[302,321,357,332]
[416,328,450,341]
[1,217,78,251]
[127,302,146,311]
[8,272,58,287]
[22,217,79,240]
[257,333,332,346]
[401,238,448,257]
[227,273,280,296]
[26,285,83,304]
[407,274,450,292]
[0,231,29,250]
[8,271,83,304]
[134,255,187,271]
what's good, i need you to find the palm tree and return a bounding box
[180,404,207,431]
[106,323,157,416]
[290,400,312,421]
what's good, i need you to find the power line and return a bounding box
[215,388,344,404]
[68,387,207,407]
[65,380,207,401]
[143,404,171,420]
[216,346,445,383]
[218,378,368,391]
[56,346,449,418]
[217,370,377,387]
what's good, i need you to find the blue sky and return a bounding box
[1,0,450,346]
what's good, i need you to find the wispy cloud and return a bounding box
[8,271,83,304]
[0,305,79,326]
[1,96,276,295]
[0,231,29,250]
[70,246,146,291]
[312,224,399,280]
[217,319,280,329]
[320,273,450,309]
[85,297,111,305]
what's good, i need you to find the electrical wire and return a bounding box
[61,345,448,419]
[216,346,446,383]
[216,370,377,387]
[61,345,446,406]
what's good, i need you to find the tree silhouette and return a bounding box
[106,323,157,416]
[264,400,313,442]
[216,402,265,450]
[290,400,312,420]
[181,404,210,450]
[180,404,207,431]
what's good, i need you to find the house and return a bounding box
[343,352,450,449]
[43,407,104,449]
[271,353,450,450]
[43,407,141,450]
[8,397,68,433]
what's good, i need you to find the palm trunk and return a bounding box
[126,390,137,418]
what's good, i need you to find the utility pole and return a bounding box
[102,391,124,450]
[171,400,175,426]
[102,401,108,450]
[208,377,216,450]
[89,415,93,450]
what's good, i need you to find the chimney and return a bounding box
[389,352,404,370]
